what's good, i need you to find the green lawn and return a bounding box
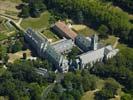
[0,24,7,32]
[0,19,16,41]
[77,27,98,36]
[100,36,117,46]
[21,11,60,42]
[81,78,123,100]
[21,11,51,30]
[41,30,59,42]
[0,96,9,100]
[0,18,7,31]
[0,33,8,41]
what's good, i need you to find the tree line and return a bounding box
[91,52,133,95]
[101,0,133,14]
[0,60,56,100]
[44,0,133,47]
[19,0,47,18]
[19,0,133,46]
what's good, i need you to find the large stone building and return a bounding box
[52,21,119,69]
[24,28,69,73]
[25,21,119,73]
[76,45,119,68]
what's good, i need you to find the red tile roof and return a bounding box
[54,21,77,40]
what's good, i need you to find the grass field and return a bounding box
[8,49,31,63]
[0,17,7,30]
[0,33,8,41]
[21,11,51,30]
[41,30,59,42]
[100,36,117,46]
[77,26,98,36]
[0,18,9,40]
[81,78,122,100]
[21,11,60,42]
[0,96,9,100]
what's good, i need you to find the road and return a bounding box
[113,37,119,48]
[17,18,23,25]
[41,73,64,100]
[41,83,55,100]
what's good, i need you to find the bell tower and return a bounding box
[92,34,98,50]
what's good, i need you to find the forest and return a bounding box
[101,0,133,14]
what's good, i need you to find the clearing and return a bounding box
[100,36,118,46]
[72,24,98,36]
[41,29,59,42]
[81,78,122,100]
[0,96,8,100]
[8,49,31,63]
[81,79,105,100]
[21,11,51,30]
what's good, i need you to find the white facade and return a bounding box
[77,45,119,68]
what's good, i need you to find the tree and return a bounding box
[11,41,23,53]
[98,25,109,39]
[19,5,30,18]
[70,89,82,100]
[60,93,74,100]
[46,0,132,45]
[82,75,96,91]
[48,72,56,82]
[121,93,132,100]
[95,78,120,100]
[23,53,27,59]
[29,83,42,100]
[68,47,80,60]
[53,83,63,94]
[128,29,133,47]
[30,0,46,17]
[77,11,84,23]
[102,0,133,14]
[0,45,7,60]
[30,7,40,18]
[47,92,59,100]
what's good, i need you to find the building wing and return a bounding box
[78,47,105,65]
[51,38,74,53]
[24,28,69,73]
[75,35,92,52]
[52,21,77,40]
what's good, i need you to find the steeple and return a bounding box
[92,34,98,50]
